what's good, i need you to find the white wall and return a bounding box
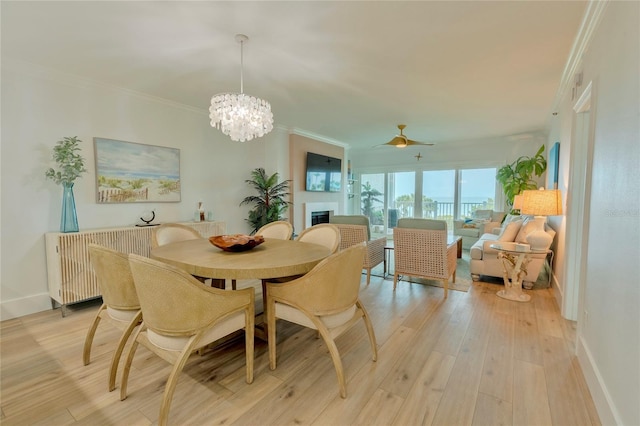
[0,59,289,320]
[548,2,639,424]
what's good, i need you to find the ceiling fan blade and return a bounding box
[406,139,435,146]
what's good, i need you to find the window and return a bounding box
[459,168,496,218]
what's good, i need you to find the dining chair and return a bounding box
[152,223,223,288]
[151,223,202,248]
[84,244,142,392]
[393,219,457,297]
[265,244,377,398]
[330,215,386,285]
[123,254,255,426]
[256,220,293,240]
[295,223,341,254]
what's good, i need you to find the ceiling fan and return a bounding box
[381,124,435,148]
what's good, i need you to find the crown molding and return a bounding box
[551,0,609,111]
[288,127,349,148]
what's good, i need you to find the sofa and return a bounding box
[469,215,555,287]
[453,210,506,249]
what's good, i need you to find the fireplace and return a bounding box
[305,202,339,228]
[311,210,330,226]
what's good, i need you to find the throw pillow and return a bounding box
[515,216,538,243]
[497,220,523,242]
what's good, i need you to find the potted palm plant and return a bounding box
[496,144,547,209]
[45,136,87,232]
[240,168,291,234]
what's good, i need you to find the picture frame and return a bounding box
[94,138,181,203]
[548,141,560,189]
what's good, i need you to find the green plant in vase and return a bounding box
[240,168,291,234]
[496,144,547,210]
[45,136,87,232]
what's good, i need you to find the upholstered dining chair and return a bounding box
[265,244,377,398]
[393,218,457,297]
[151,223,223,288]
[295,223,341,254]
[330,215,386,285]
[256,220,293,240]
[151,223,202,248]
[84,244,142,392]
[123,254,255,426]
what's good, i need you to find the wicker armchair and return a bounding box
[393,219,457,297]
[332,224,386,284]
[123,254,255,426]
[84,244,142,392]
[265,244,377,398]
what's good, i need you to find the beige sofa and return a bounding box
[453,210,506,249]
[469,215,555,287]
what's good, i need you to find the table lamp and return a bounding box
[520,188,562,251]
[512,194,524,213]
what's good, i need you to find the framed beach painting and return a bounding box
[94,138,181,203]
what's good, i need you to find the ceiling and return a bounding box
[1,1,586,150]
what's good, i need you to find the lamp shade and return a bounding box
[513,194,524,210]
[520,189,562,216]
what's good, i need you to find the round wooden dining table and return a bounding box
[150,237,331,280]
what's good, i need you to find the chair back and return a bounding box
[397,218,447,231]
[151,223,202,248]
[269,244,366,315]
[296,223,341,254]
[393,227,450,279]
[128,254,253,337]
[256,220,293,240]
[332,224,368,251]
[330,215,371,240]
[88,244,139,310]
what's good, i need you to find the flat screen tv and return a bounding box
[305,152,342,192]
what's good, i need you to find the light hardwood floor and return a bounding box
[1,269,600,425]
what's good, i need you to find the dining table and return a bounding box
[150,237,331,281]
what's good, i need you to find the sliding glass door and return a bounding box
[359,173,386,239]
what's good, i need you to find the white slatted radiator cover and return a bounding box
[45,222,226,307]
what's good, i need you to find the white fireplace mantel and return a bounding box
[304,202,339,228]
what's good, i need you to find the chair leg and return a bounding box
[366,269,371,285]
[357,301,378,362]
[158,347,194,426]
[267,296,277,370]
[442,279,448,298]
[393,273,399,290]
[83,303,106,366]
[108,311,142,392]
[317,324,347,398]
[120,325,144,401]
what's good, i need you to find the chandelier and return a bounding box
[209,34,274,142]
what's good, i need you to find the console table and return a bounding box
[45,222,225,315]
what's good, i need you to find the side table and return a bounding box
[490,243,550,303]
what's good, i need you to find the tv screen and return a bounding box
[305,152,342,192]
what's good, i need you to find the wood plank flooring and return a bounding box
[1,267,601,425]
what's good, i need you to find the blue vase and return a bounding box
[61,182,79,232]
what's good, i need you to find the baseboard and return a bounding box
[576,335,620,426]
[0,293,52,321]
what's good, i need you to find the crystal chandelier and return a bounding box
[209,34,274,142]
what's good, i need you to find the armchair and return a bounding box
[124,254,255,426]
[330,215,386,284]
[265,244,377,398]
[393,218,457,297]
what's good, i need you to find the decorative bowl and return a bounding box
[209,234,265,252]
